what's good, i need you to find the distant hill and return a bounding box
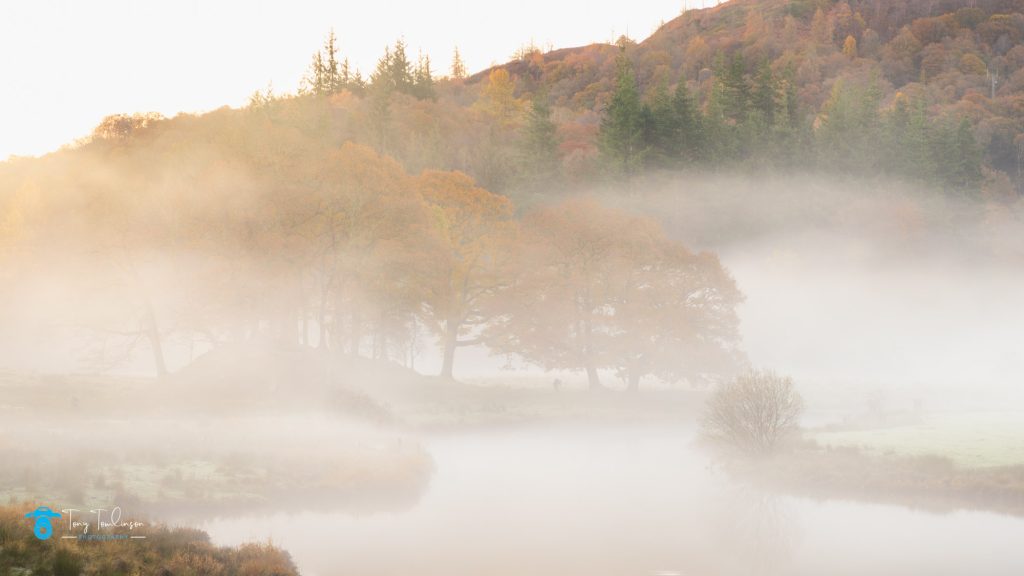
[460,0,1023,191]
[3,0,1023,197]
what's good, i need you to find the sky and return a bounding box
[0,0,724,160]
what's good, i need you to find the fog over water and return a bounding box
[202,425,1024,576]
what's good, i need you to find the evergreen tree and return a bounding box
[300,30,346,96]
[719,53,750,124]
[371,46,393,89]
[642,80,680,168]
[390,40,415,94]
[751,60,777,131]
[413,54,436,100]
[599,48,645,178]
[369,47,394,153]
[953,118,983,190]
[520,95,561,186]
[324,30,341,93]
[451,46,467,80]
[884,96,935,181]
[932,118,983,191]
[773,64,809,167]
[672,78,703,164]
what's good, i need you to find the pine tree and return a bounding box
[884,96,935,181]
[413,54,436,100]
[718,53,750,124]
[672,78,703,164]
[301,50,326,96]
[642,80,679,168]
[953,118,983,190]
[370,46,393,90]
[324,30,341,93]
[520,95,561,186]
[751,60,777,131]
[451,46,467,80]
[300,30,345,96]
[598,48,645,178]
[390,40,414,94]
[369,47,394,153]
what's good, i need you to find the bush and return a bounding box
[701,370,803,454]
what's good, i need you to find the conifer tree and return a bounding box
[324,30,341,93]
[520,95,561,186]
[672,78,703,164]
[451,47,467,80]
[751,60,777,131]
[390,40,415,94]
[599,48,645,178]
[642,80,680,168]
[413,54,436,100]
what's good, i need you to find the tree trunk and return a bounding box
[142,295,167,379]
[349,309,361,356]
[440,318,458,379]
[585,363,601,390]
[300,307,308,347]
[627,370,641,392]
[318,296,328,350]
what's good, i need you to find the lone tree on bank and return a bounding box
[702,370,803,454]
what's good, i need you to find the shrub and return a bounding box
[701,370,803,454]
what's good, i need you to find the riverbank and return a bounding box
[729,442,1024,517]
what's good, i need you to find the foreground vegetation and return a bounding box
[0,505,297,576]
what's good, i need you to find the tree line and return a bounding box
[0,120,744,388]
[598,48,985,191]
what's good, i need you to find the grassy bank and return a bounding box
[810,412,1024,469]
[731,441,1024,517]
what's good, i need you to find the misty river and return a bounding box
[199,424,1024,576]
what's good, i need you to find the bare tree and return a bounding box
[701,370,803,454]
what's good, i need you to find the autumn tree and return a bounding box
[479,68,520,122]
[487,198,742,390]
[843,35,858,59]
[302,143,436,357]
[609,225,744,390]
[418,171,516,379]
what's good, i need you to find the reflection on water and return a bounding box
[201,425,1024,576]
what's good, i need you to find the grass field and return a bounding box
[811,411,1024,469]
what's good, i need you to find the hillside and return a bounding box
[4,1,1023,198]
[463,0,1024,193]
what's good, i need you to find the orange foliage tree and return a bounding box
[418,170,516,379]
[486,198,744,390]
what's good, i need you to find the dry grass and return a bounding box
[0,504,298,576]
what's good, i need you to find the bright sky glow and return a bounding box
[0,0,723,159]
